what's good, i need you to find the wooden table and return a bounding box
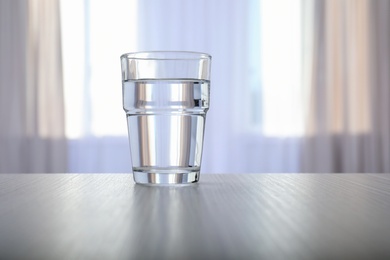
[1,174,390,259]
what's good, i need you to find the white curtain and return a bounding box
[0,0,67,173]
[133,0,263,173]
[301,0,390,172]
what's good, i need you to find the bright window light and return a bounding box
[260,0,304,137]
[60,0,138,138]
[60,0,86,139]
[61,0,304,139]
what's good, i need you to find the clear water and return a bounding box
[123,79,210,175]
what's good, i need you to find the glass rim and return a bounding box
[120,51,211,61]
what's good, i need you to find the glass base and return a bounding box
[133,168,199,185]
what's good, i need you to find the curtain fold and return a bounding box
[0,0,67,173]
[301,0,390,172]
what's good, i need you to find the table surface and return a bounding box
[1,174,390,259]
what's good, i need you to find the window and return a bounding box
[259,0,304,137]
[61,0,138,138]
[60,0,304,173]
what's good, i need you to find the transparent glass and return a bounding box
[121,51,211,184]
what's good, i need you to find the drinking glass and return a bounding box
[121,51,211,184]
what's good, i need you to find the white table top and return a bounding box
[1,174,390,259]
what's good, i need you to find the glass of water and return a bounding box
[121,51,211,184]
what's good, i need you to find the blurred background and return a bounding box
[0,0,389,173]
